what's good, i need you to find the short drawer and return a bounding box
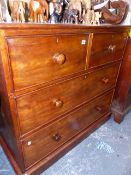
[17,63,120,135]
[89,33,126,67]
[22,90,113,168]
[7,35,88,90]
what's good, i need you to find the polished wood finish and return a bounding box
[112,37,131,123]
[17,63,120,135]
[89,33,126,68]
[0,24,130,175]
[22,90,113,169]
[7,35,88,90]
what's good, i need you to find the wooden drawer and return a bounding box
[89,33,126,67]
[17,63,120,135]
[22,90,113,168]
[7,35,88,90]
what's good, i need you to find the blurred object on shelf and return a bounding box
[81,0,92,16]
[91,10,97,24]
[93,11,102,24]
[10,1,25,22]
[8,0,28,22]
[0,0,129,24]
[93,0,109,11]
[94,0,128,24]
[102,0,128,24]
[82,9,92,24]
[29,0,48,22]
[0,0,11,22]
[0,2,4,22]
[68,0,82,22]
[63,9,79,23]
[49,0,63,23]
[82,9,102,25]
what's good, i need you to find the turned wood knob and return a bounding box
[52,53,66,65]
[108,45,116,52]
[52,98,63,108]
[52,133,61,142]
[102,77,109,84]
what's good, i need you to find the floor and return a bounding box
[0,111,131,175]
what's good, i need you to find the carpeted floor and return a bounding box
[0,111,131,175]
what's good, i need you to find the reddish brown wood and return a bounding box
[0,136,22,175]
[101,1,128,24]
[22,90,113,169]
[0,32,25,172]
[0,113,111,175]
[17,62,120,135]
[7,34,88,90]
[112,37,131,123]
[0,24,130,175]
[89,33,126,68]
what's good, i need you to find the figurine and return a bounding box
[49,0,63,23]
[29,0,48,23]
[82,9,92,24]
[24,1,30,22]
[1,0,11,22]
[94,11,102,24]
[94,0,128,24]
[68,0,82,22]
[0,2,4,21]
[67,0,93,23]
[91,10,96,24]
[63,9,79,24]
[19,1,26,22]
[101,0,128,24]
[10,1,25,22]
[8,0,26,22]
[81,0,92,16]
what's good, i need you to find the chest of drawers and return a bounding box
[0,24,130,175]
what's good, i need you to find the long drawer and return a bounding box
[7,35,88,90]
[17,63,120,135]
[22,90,113,169]
[89,33,126,67]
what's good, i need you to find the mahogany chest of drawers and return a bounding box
[0,24,130,175]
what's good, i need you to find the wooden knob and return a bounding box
[102,77,109,84]
[52,133,61,142]
[52,98,63,108]
[53,53,66,65]
[108,45,116,52]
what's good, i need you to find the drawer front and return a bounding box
[22,90,113,168]
[7,35,88,90]
[89,33,126,67]
[17,63,120,134]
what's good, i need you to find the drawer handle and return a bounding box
[52,133,61,142]
[102,77,109,84]
[96,106,102,112]
[53,53,66,65]
[108,45,116,52]
[27,141,32,146]
[52,98,63,108]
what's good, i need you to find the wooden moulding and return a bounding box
[0,112,111,175]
